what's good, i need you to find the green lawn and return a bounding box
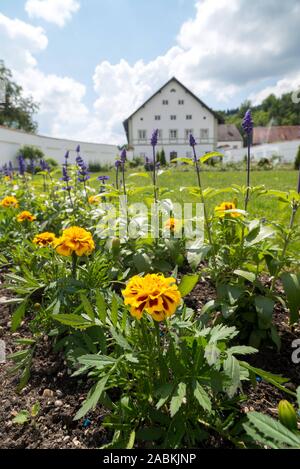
[86,168,299,225]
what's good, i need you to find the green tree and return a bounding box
[0,61,39,133]
[295,146,300,170]
[160,148,167,166]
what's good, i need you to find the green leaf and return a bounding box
[80,294,95,321]
[227,346,257,356]
[245,225,275,247]
[234,269,256,283]
[297,386,300,408]
[156,384,174,410]
[136,427,164,441]
[204,344,220,366]
[77,354,117,369]
[12,410,30,425]
[193,382,212,413]
[31,402,40,418]
[74,376,108,420]
[111,294,119,327]
[223,354,241,397]
[52,314,92,329]
[255,296,275,325]
[96,291,107,323]
[281,273,300,324]
[11,300,28,332]
[245,412,300,448]
[178,274,199,297]
[170,382,186,417]
[200,152,223,164]
[240,362,295,397]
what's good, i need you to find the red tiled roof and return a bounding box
[253,126,300,145]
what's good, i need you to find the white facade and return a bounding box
[217,140,243,150]
[124,78,219,162]
[0,126,118,166]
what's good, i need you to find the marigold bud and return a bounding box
[278,400,298,431]
[112,238,120,256]
[34,303,41,310]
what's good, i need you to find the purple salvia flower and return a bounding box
[18,155,26,176]
[120,148,127,163]
[98,175,110,183]
[40,159,49,172]
[76,145,80,153]
[242,109,253,135]
[115,160,122,168]
[64,150,70,160]
[189,133,196,148]
[151,129,159,147]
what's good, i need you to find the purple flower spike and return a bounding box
[189,133,196,148]
[120,148,127,163]
[65,151,70,160]
[18,155,26,176]
[98,175,110,182]
[115,160,122,168]
[76,145,81,153]
[151,129,159,147]
[242,109,253,135]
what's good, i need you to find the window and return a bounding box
[203,116,207,120]
[140,117,144,121]
[157,130,163,141]
[200,129,209,140]
[170,151,178,161]
[170,115,177,120]
[138,130,147,141]
[169,130,178,140]
[155,115,161,121]
[185,129,193,142]
[178,100,184,105]
[162,100,169,105]
[186,115,192,120]
[170,88,176,93]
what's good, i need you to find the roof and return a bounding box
[253,126,300,145]
[218,124,243,142]
[123,77,221,142]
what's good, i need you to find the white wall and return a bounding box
[0,126,118,166]
[217,140,243,150]
[220,139,300,163]
[128,79,218,161]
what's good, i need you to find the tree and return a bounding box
[295,146,300,170]
[160,148,167,166]
[19,145,44,162]
[0,61,39,133]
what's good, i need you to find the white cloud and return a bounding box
[0,13,47,68]
[25,0,80,27]
[249,73,300,105]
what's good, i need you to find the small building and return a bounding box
[123,77,220,162]
[253,126,300,145]
[217,124,243,150]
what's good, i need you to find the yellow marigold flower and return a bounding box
[88,195,101,205]
[17,211,36,222]
[55,226,95,257]
[122,273,182,322]
[33,232,57,247]
[4,176,12,182]
[0,196,19,208]
[215,202,241,218]
[165,217,177,231]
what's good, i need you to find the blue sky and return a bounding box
[0,0,299,143]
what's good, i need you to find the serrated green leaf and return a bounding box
[74,376,108,420]
[178,274,199,297]
[193,382,212,413]
[80,294,95,321]
[52,314,92,329]
[96,291,107,324]
[281,273,300,324]
[12,410,30,425]
[170,382,186,417]
[11,300,28,332]
[111,294,119,327]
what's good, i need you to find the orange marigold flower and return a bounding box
[215,202,241,218]
[122,273,182,322]
[17,211,36,222]
[0,196,19,208]
[33,232,57,247]
[165,217,182,233]
[54,226,95,257]
[88,195,101,205]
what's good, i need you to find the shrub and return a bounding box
[88,162,113,172]
[19,145,44,161]
[129,156,144,168]
[160,148,167,166]
[45,157,58,168]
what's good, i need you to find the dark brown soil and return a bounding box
[0,275,299,449]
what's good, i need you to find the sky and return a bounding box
[0,0,300,144]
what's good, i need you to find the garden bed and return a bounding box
[1,277,299,450]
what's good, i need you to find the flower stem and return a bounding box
[244,137,251,211]
[71,252,77,279]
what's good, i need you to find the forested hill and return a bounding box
[217,92,300,132]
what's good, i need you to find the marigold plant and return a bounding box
[54,226,95,257]
[17,211,36,222]
[215,201,241,218]
[122,273,181,321]
[33,232,57,247]
[0,196,19,208]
